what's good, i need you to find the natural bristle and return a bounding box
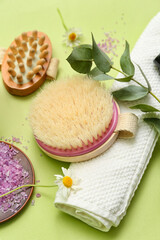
[29,76,113,150]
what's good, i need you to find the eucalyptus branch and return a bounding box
[131,78,147,89]
[66,33,160,133]
[112,66,160,104]
[111,66,128,77]
[149,91,160,104]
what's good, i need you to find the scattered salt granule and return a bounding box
[36,193,41,198]
[31,199,35,206]
[12,136,22,144]
[23,146,28,150]
[98,31,120,58]
[0,142,29,213]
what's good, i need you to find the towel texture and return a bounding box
[54,13,160,231]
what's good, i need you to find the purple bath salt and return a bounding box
[36,193,41,198]
[12,136,22,144]
[31,199,35,206]
[0,142,29,213]
[98,31,120,58]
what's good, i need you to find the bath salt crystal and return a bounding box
[98,31,120,58]
[12,136,22,144]
[36,193,41,198]
[0,142,29,213]
[31,199,35,206]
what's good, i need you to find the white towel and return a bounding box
[54,13,160,231]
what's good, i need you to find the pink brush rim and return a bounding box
[35,101,118,157]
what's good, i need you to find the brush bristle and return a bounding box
[29,76,113,150]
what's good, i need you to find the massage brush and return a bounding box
[29,76,122,162]
[0,31,59,96]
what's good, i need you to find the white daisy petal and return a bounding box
[54,179,61,185]
[62,167,68,176]
[66,168,72,177]
[71,185,82,191]
[66,187,71,197]
[56,167,81,199]
[54,174,63,179]
[73,178,81,185]
[63,27,83,48]
[62,187,69,198]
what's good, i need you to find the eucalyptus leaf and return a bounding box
[89,67,103,75]
[135,63,151,91]
[130,104,160,112]
[91,33,112,73]
[67,45,92,73]
[120,41,135,76]
[144,118,160,134]
[112,85,148,101]
[92,74,113,81]
[115,75,132,82]
[89,67,114,81]
[78,44,92,49]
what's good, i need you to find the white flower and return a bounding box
[54,167,81,199]
[63,28,82,47]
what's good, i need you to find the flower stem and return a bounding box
[57,8,68,31]
[0,184,57,198]
[112,66,160,104]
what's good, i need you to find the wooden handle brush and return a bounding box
[1,31,59,96]
[29,76,120,162]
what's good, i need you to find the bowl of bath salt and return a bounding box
[0,141,34,223]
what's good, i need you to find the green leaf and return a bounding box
[115,75,132,82]
[130,104,160,112]
[120,41,135,76]
[144,118,160,134]
[135,63,151,91]
[91,33,112,73]
[89,67,114,81]
[78,44,92,49]
[112,85,148,101]
[66,45,92,73]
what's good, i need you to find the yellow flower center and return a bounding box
[63,176,73,188]
[69,32,77,41]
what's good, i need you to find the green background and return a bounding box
[0,0,160,239]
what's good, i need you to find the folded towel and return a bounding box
[54,13,160,231]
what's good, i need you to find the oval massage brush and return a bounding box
[29,76,120,162]
[1,31,59,96]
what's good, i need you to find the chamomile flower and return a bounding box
[63,28,82,47]
[54,167,81,199]
[57,8,83,48]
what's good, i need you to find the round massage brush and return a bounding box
[29,76,120,162]
[1,31,59,96]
